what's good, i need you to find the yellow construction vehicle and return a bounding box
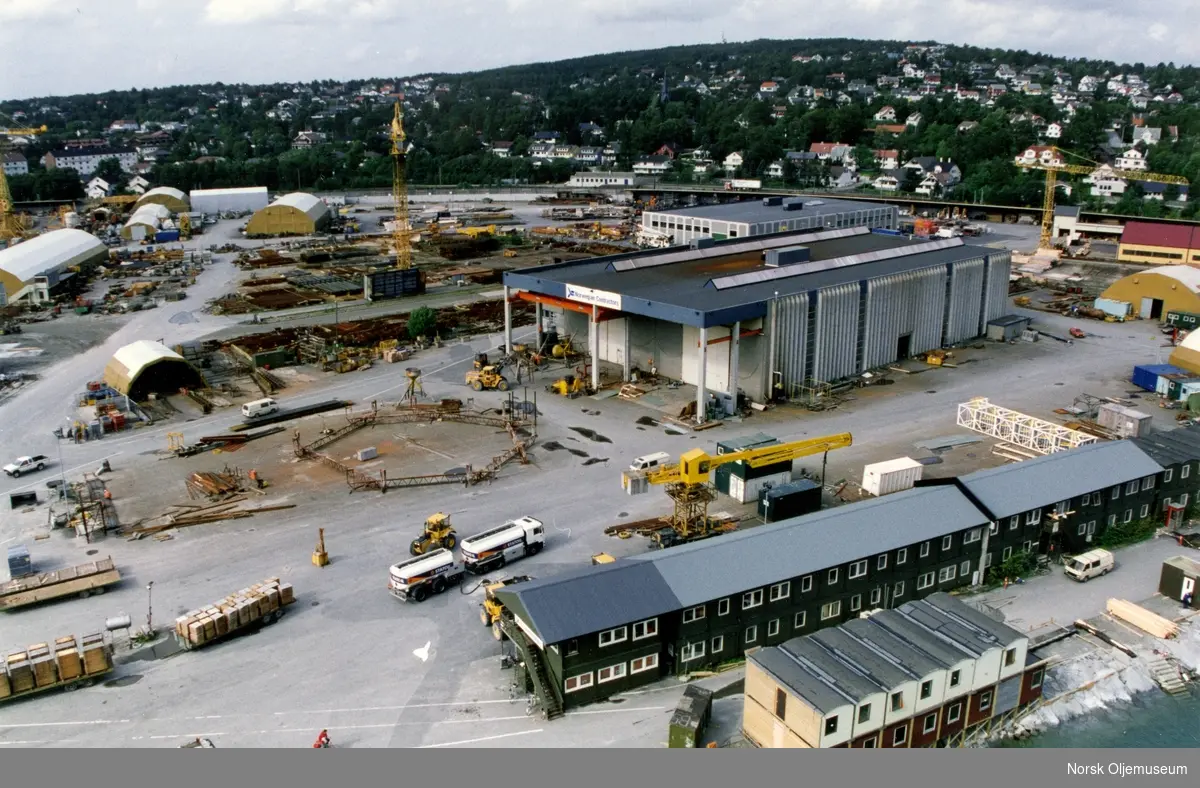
[465,365,510,392]
[546,372,589,398]
[179,213,192,240]
[503,249,518,258]
[312,528,329,567]
[479,575,533,639]
[551,334,582,360]
[410,512,457,556]
[626,433,853,548]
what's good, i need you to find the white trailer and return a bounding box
[388,549,464,602]
[459,517,545,574]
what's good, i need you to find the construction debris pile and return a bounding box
[1,633,112,702]
[185,469,244,500]
[128,497,296,539]
[173,578,295,649]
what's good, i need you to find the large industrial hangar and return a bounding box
[134,186,189,213]
[189,186,269,215]
[0,228,106,304]
[103,340,205,401]
[641,197,898,245]
[245,192,331,236]
[502,226,1011,414]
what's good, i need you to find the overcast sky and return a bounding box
[1,0,1197,100]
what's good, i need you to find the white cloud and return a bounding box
[203,0,290,25]
[0,0,71,22]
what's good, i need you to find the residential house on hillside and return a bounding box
[810,142,851,163]
[873,173,900,191]
[292,131,327,149]
[2,151,28,176]
[528,143,555,159]
[874,124,907,136]
[873,106,897,122]
[578,122,605,139]
[1141,183,1189,203]
[127,175,151,195]
[906,113,923,128]
[85,177,112,199]
[1086,165,1128,198]
[490,141,514,158]
[957,121,979,134]
[760,81,780,96]
[632,155,671,175]
[1045,122,1064,140]
[655,142,684,159]
[1014,146,1065,168]
[1133,127,1162,146]
[1116,147,1148,171]
[766,151,819,178]
[723,151,745,174]
[574,146,602,166]
[873,150,899,170]
[905,157,961,185]
[534,131,562,143]
[108,119,138,133]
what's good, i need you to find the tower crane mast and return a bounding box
[390,101,412,270]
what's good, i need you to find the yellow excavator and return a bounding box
[410,512,457,555]
[623,433,853,548]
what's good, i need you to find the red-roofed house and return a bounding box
[1117,221,1200,265]
[874,124,907,135]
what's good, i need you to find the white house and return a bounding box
[723,151,744,173]
[1086,165,1127,198]
[85,177,113,199]
[108,119,139,133]
[1014,146,1065,168]
[2,151,28,176]
[873,149,899,170]
[873,105,897,122]
[906,112,922,128]
[490,141,513,158]
[759,81,780,95]
[1115,147,1148,171]
[873,174,899,191]
[632,156,671,175]
[127,175,152,195]
[43,146,137,176]
[1132,127,1162,146]
[1045,122,1064,139]
[291,131,327,149]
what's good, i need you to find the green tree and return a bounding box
[94,157,126,188]
[852,145,875,172]
[407,307,438,339]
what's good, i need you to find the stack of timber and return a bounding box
[0,633,113,704]
[0,558,122,610]
[186,469,243,499]
[1106,598,1180,639]
[173,578,295,650]
[127,498,295,538]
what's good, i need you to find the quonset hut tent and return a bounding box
[244,192,331,237]
[103,340,205,400]
[134,186,189,213]
[0,228,106,304]
[121,203,171,240]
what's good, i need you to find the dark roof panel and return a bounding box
[751,646,851,714]
[956,441,1162,520]
[1130,426,1200,467]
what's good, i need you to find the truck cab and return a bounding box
[459,516,545,574]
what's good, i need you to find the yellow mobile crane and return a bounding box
[1014,145,1189,250]
[621,433,853,548]
[390,101,412,270]
[0,116,48,242]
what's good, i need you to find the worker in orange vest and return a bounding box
[248,469,264,489]
[313,729,331,748]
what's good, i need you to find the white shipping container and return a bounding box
[1096,403,1151,438]
[862,457,924,497]
[729,470,791,503]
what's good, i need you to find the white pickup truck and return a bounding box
[3,455,49,478]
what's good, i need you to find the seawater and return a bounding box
[997,689,1200,748]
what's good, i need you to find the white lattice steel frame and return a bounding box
[956,397,1098,455]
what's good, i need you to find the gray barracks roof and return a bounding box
[866,609,973,667]
[895,594,1021,657]
[750,641,859,714]
[1131,426,1200,467]
[499,486,991,645]
[810,627,913,691]
[647,197,887,225]
[630,485,989,608]
[503,228,1000,328]
[955,440,1163,520]
[842,617,945,677]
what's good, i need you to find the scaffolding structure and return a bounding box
[956,397,1098,455]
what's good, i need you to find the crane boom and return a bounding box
[390,101,412,271]
[0,116,47,242]
[647,433,854,486]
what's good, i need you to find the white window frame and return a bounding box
[1077,521,1087,536]
[1182,493,1190,507]
[1080,493,1090,506]
[923,712,938,734]
[1004,648,1017,667]
[1140,504,1150,518]
[988,522,999,536]
[896,548,907,565]
[1124,509,1134,524]
[682,641,706,662]
[827,568,839,584]
[1183,464,1192,479]
[920,541,931,558]
[742,589,764,610]
[963,528,982,544]
[794,611,807,629]
[1112,486,1120,500]
[938,565,957,583]
[597,663,627,684]
[960,560,970,577]
[1107,514,1117,527]
[877,554,888,570]
[1002,546,1012,561]
[820,601,842,620]
[941,535,952,551]
[682,605,706,624]
[918,572,935,590]
[1142,476,1155,491]
[947,702,962,723]
[1165,468,1175,483]
[1126,481,1138,495]
[565,672,594,693]
[850,594,862,612]
[1030,668,1043,689]
[979,691,992,711]
[894,581,905,598]
[768,618,781,637]
[711,635,724,654]
[598,626,627,647]
[1026,509,1041,526]
[1008,516,1019,531]
[870,588,882,606]
[849,560,867,579]
[630,654,659,674]
[717,598,730,616]
[893,724,907,746]
[744,625,758,644]
[632,618,658,640]
[769,581,791,602]
[801,575,813,593]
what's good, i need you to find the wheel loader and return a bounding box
[410,512,458,556]
[465,365,510,392]
[479,575,533,640]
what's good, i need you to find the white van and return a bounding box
[1064,549,1114,582]
[242,398,279,419]
[629,452,671,473]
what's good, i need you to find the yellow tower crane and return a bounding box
[624,433,853,548]
[390,101,412,270]
[1014,145,1189,250]
[0,117,48,242]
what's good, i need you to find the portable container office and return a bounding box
[1166,376,1200,401]
[1093,298,1131,319]
[1096,403,1152,438]
[1166,310,1200,329]
[1158,372,1193,397]
[1157,555,1199,609]
[714,433,793,502]
[985,315,1031,342]
[862,457,924,496]
[757,479,822,522]
[1131,363,1185,392]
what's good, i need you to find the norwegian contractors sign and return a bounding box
[564,284,622,311]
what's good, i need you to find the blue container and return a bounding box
[1132,364,1187,392]
[155,230,180,243]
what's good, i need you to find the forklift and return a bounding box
[410,512,458,556]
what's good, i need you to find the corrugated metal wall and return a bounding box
[812,283,861,382]
[861,267,948,369]
[943,257,986,345]
[774,293,809,393]
[981,252,1012,330]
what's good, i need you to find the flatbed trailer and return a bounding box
[0,664,113,704]
[173,577,295,650]
[0,558,122,611]
[1,633,115,705]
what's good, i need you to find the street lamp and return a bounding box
[145,581,154,635]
